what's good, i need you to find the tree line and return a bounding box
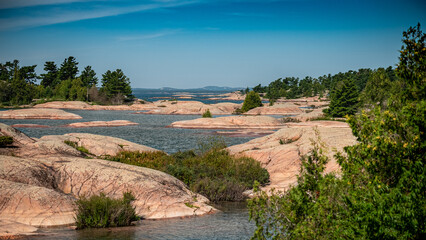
[0,56,133,106]
[244,64,399,117]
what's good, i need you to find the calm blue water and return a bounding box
[133,90,244,105]
[0,110,256,153]
[33,202,255,240]
[1,108,262,239]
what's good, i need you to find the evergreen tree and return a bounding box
[242,91,263,112]
[324,78,359,117]
[100,69,133,101]
[80,65,98,87]
[40,61,59,87]
[58,56,79,81]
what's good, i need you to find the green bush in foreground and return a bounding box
[0,136,13,147]
[107,143,269,202]
[75,192,138,229]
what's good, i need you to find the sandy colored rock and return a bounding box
[66,120,138,128]
[228,121,357,191]
[0,124,217,229]
[40,133,158,157]
[0,108,82,119]
[0,219,39,237]
[0,123,35,145]
[244,102,304,115]
[170,116,284,129]
[137,101,240,115]
[0,178,76,227]
[40,156,214,219]
[207,91,246,100]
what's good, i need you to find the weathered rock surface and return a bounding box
[40,133,157,157]
[0,124,217,230]
[0,219,39,237]
[244,102,304,115]
[170,116,284,129]
[65,120,138,128]
[137,101,240,115]
[0,108,82,119]
[228,121,357,191]
[0,178,76,227]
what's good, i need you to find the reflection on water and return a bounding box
[33,202,254,240]
[0,110,257,153]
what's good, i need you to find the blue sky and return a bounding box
[0,0,425,88]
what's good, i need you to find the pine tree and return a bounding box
[80,65,98,87]
[242,91,263,112]
[40,61,58,87]
[325,78,359,117]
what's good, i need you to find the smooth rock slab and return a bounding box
[0,108,82,119]
[65,120,138,128]
[40,133,158,156]
[228,121,357,191]
[170,116,284,129]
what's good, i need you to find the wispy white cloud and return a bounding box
[0,0,198,31]
[0,0,102,9]
[116,29,181,41]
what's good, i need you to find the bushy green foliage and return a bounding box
[324,78,359,117]
[0,136,13,147]
[242,91,263,112]
[75,192,138,229]
[202,109,212,118]
[106,141,269,202]
[248,24,426,240]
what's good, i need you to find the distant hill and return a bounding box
[133,86,242,93]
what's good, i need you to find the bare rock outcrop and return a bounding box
[169,116,284,129]
[40,133,157,156]
[0,220,39,238]
[0,179,76,227]
[0,108,82,119]
[228,121,357,191]
[0,124,217,229]
[244,102,304,115]
[65,120,138,128]
[137,101,240,115]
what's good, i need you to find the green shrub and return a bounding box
[242,91,263,112]
[281,117,301,123]
[0,136,13,147]
[75,192,138,229]
[202,109,212,118]
[105,140,269,202]
[64,140,91,154]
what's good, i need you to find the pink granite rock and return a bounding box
[65,120,138,128]
[0,108,82,119]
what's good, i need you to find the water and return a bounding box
[33,202,255,240]
[1,110,260,239]
[133,89,244,105]
[0,110,255,153]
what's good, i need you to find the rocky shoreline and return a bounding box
[0,96,355,238]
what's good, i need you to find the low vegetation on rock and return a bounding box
[0,136,13,147]
[241,91,263,113]
[75,192,138,229]
[106,139,269,202]
[202,109,212,118]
